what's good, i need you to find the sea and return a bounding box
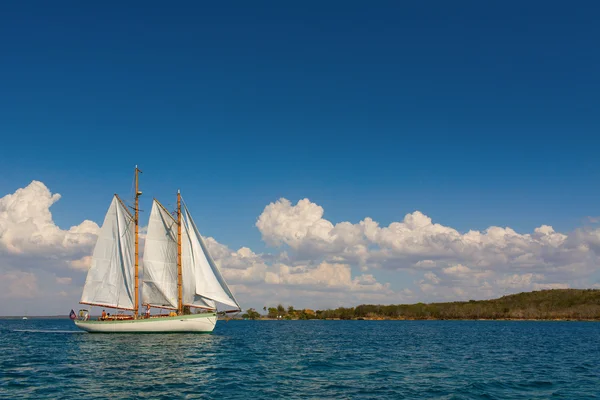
[1,319,599,399]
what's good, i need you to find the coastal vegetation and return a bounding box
[241,289,600,321]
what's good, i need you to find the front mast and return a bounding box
[134,166,142,317]
[177,190,183,315]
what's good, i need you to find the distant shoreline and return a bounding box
[3,316,600,322]
[0,316,70,319]
[240,317,600,322]
[243,289,600,321]
[5,289,600,321]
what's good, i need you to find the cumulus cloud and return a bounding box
[204,238,391,308]
[264,261,390,292]
[0,182,102,314]
[0,181,99,255]
[256,199,366,263]
[255,198,600,302]
[0,271,38,299]
[69,255,92,271]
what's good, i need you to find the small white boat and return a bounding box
[22,317,27,320]
[74,166,240,333]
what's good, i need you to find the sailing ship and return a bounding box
[74,167,240,333]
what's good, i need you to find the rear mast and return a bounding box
[177,190,183,315]
[134,166,142,317]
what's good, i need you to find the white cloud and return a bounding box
[0,181,99,255]
[0,182,101,314]
[69,255,92,271]
[255,198,600,302]
[255,198,366,263]
[424,271,441,284]
[55,277,72,285]
[442,264,475,276]
[263,261,389,292]
[0,271,38,299]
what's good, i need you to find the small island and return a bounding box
[241,289,600,321]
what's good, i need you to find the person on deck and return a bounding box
[145,306,151,318]
[101,310,106,320]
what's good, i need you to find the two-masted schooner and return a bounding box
[74,167,240,333]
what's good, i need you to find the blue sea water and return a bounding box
[1,319,599,399]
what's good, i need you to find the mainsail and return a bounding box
[80,196,135,310]
[141,200,178,309]
[182,203,241,311]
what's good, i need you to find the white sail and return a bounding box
[141,200,178,309]
[80,196,135,310]
[182,203,240,310]
[181,210,216,310]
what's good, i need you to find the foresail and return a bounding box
[141,200,178,309]
[181,213,217,310]
[80,196,135,310]
[182,204,240,311]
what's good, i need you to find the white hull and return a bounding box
[74,313,217,333]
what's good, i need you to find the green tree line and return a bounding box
[241,289,600,320]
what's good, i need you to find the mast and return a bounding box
[177,190,183,315]
[134,165,142,316]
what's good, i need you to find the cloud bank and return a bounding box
[253,198,600,301]
[1,183,599,315]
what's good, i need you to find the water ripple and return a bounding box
[1,320,599,399]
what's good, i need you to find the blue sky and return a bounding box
[1,2,600,313]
